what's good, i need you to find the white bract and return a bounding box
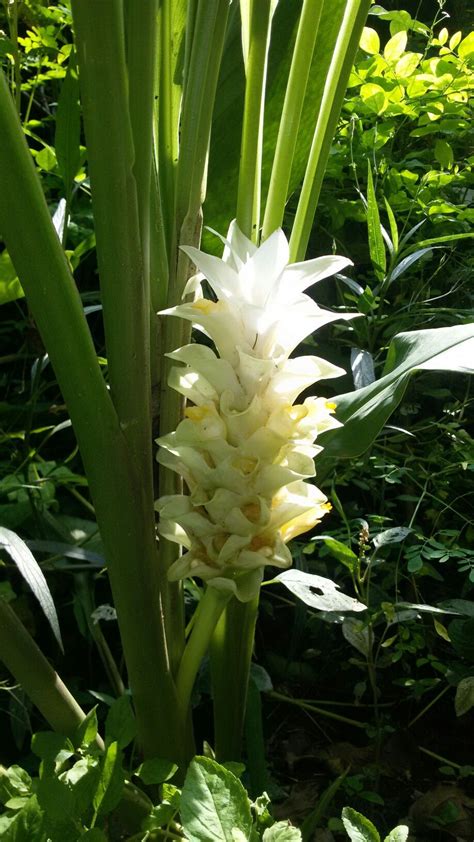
[156,221,356,601]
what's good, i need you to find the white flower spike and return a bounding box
[156,222,356,601]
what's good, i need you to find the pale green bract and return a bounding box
[156,222,356,601]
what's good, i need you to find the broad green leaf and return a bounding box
[360,82,388,114]
[341,806,380,842]
[384,828,409,842]
[0,527,63,651]
[55,50,81,198]
[37,777,74,823]
[0,766,32,804]
[180,756,253,842]
[366,163,386,279]
[455,676,474,717]
[135,758,177,785]
[0,250,23,306]
[275,570,365,613]
[342,617,371,657]
[360,27,379,55]
[31,732,74,765]
[438,600,474,618]
[34,146,57,173]
[63,757,100,818]
[105,695,136,750]
[383,31,407,61]
[318,324,474,462]
[458,31,474,61]
[263,821,302,840]
[394,51,421,77]
[434,138,453,169]
[92,741,124,817]
[73,706,98,750]
[1,795,45,841]
[312,536,358,573]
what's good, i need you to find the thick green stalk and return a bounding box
[71,1,150,459]
[262,0,324,239]
[156,0,181,257]
[125,0,158,289]
[0,69,181,762]
[236,0,273,241]
[289,0,372,261]
[210,594,259,761]
[0,599,104,748]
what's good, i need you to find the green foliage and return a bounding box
[323,10,474,234]
[0,748,306,841]
[342,806,408,841]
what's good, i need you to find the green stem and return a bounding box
[268,690,369,729]
[176,586,231,730]
[408,683,451,728]
[210,594,259,761]
[262,0,324,239]
[71,0,151,464]
[289,0,371,261]
[6,0,21,114]
[0,69,181,763]
[0,599,104,748]
[236,0,273,242]
[124,0,159,295]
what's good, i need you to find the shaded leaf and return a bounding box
[455,677,474,718]
[0,527,63,651]
[343,617,371,657]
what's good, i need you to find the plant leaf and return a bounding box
[366,163,386,280]
[455,676,474,718]
[341,806,380,842]
[55,50,81,199]
[275,570,365,613]
[180,756,253,842]
[384,828,409,842]
[318,324,474,462]
[342,617,371,657]
[0,527,63,651]
[263,821,302,840]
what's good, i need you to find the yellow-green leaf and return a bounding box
[384,31,407,62]
[360,83,388,115]
[360,27,380,55]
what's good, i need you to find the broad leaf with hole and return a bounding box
[275,570,365,613]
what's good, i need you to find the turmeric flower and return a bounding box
[156,222,356,601]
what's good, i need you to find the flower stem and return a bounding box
[176,586,231,728]
[210,594,259,761]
